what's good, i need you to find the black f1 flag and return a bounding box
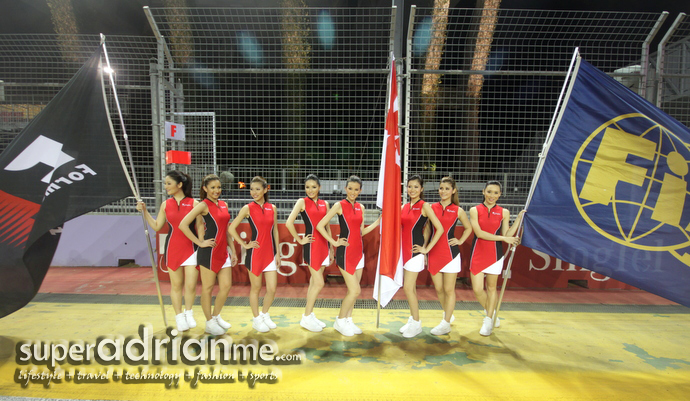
[0,46,134,318]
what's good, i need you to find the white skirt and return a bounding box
[263,260,277,272]
[481,255,505,275]
[355,255,364,271]
[438,254,461,274]
[181,251,197,266]
[403,254,425,273]
[220,254,232,269]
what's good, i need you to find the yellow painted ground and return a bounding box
[1,302,689,400]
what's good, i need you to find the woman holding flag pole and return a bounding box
[397,175,444,338]
[317,175,380,337]
[469,180,524,336]
[426,176,473,336]
[136,170,203,332]
[285,174,334,332]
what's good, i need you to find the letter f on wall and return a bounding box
[4,135,74,183]
[579,127,656,205]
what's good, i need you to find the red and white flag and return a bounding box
[374,53,402,308]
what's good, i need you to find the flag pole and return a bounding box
[376,55,394,330]
[493,48,581,327]
[100,34,168,328]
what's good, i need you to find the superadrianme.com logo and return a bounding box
[4,135,97,197]
[572,113,690,266]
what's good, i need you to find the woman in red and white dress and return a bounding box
[286,174,333,332]
[179,174,238,336]
[230,176,281,333]
[426,177,473,336]
[137,170,203,332]
[316,175,379,337]
[469,180,524,337]
[397,175,443,338]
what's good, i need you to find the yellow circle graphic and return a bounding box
[570,113,690,251]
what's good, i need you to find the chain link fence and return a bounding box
[1,7,688,221]
[405,8,671,210]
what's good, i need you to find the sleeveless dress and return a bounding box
[401,200,427,272]
[299,197,330,269]
[245,201,277,276]
[164,197,197,271]
[427,202,461,275]
[336,199,364,274]
[470,203,505,275]
[197,198,231,273]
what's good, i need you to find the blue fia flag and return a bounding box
[522,57,690,307]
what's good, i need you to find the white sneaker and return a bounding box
[399,316,413,333]
[261,312,277,329]
[175,312,190,331]
[310,312,327,328]
[252,316,270,333]
[442,312,455,324]
[346,317,362,335]
[205,318,225,336]
[430,319,451,336]
[334,317,354,337]
[484,309,500,328]
[479,316,493,336]
[300,314,323,332]
[214,315,231,330]
[184,309,197,329]
[402,318,422,338]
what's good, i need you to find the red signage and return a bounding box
[155,223,636,290]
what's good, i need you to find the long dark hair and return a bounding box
[166,170,193,198]
[305,174,321,200]
[251,176,269,202]
[199,174,220,200]
[440,176,460,206]
[346,175,362,189]
[407,174,424,200]
[484,180,503,192]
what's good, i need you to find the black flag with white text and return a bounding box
[0,47,133,318]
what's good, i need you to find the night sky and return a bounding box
[1,0,686,37]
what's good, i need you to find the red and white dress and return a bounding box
[336,199,364,274]
[299,197,330,269]
[164,197,197,270]
[245,201,277,276]
[470,203,505,275]
[427,202,461,275]
[401,200,427,273]
[198,198,232,273]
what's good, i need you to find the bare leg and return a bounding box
[345,269,363,318]
[262,271,278,314]
[430,271,445,313]
[182,265,199,311]
[442,272,458,323]
[248,271,263,317]
[212,267,232,316]
[304,265,325,316]
[403,270,420,321]
[338,268,361,319]
[168,267,184,315]
[470,271,488,311]
[198,266,218,321]
[485,274,499,319]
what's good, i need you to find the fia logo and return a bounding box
[3,135,97,197]
[573,113,690,266]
